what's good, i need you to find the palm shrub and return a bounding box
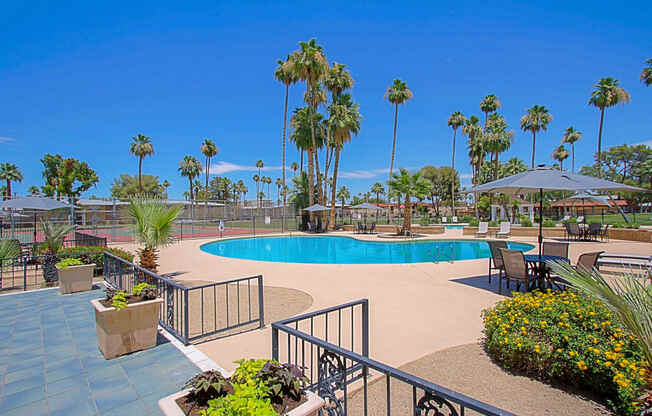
[128,197,182,273]
[0,239,20,259]
[550,262,652,412]
[40,220,75,283]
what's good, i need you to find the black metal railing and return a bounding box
[103,251,265,344]
[272,300,515,416]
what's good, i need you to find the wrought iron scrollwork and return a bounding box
[166,284,174,327]
[318,350,346,416]
[415,391,459,416]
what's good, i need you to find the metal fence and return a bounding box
[272,300,514,416]
[103,251,265,344]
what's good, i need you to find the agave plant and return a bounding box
[549,261,652,408]
[128,197,182,273]
[40,220,75,284]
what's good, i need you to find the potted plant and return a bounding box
[40,220,75,286]
[158,359,324,416]
[91,283,162,359]
[55,257,95,294]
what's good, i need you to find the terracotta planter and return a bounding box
[158,389,324,416]
[91,298,162,359]
[56,263,95,294]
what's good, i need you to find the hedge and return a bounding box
[57,246,134,276]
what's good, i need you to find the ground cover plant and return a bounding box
[103,282,157,310]
[177,359,309,416]
[483,289,648,415]
[55,258,84,269]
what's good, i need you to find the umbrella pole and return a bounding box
[33,213,37,243]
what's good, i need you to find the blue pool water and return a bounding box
[200,236,533,264]
[444,224,465,229]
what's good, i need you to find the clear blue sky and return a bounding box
[1,1,650,200]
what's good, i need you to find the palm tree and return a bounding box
[128,197,182,273]
[275,56,299,208]
[289,107,326,207]
[520,105,553,168]
[28,185,40,196]
[552,145,569,171]
[178,156,202,201]
[480,94,501,128]
[502,157,528,177]
[463,116,484,184]
[129,134,154,192]
[385,79,413,189]
[162,180,171,198]
[252,174,260,206]
[485,114,514,179]
[0,163,23,199]
[200,139,218,203]
[561,126,582,172]
[40,220,75,283]
[290,162,299,177]
[371,182,385,203]
[286,39,328,205]
[255,160,264,204]
[588,78,631,175]
[641,58,652,86]
[447,111,466,216]
[336,185,350,209]
[328,94,362,227]
[387,168,430,235]
[275,178,282,204]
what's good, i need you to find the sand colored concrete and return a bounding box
[347,343,613,416]
[114,230,651,376]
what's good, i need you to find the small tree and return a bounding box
[388,169,430,235]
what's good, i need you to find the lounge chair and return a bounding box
[452,216,458,223]
[597,253,651,270]
[475,222,489,238]
[496,222,511,238]
[543,241,569,259]
[488,240,507,286]
[441,217,447,224]
[500,248,538,293]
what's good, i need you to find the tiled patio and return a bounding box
[0,286,200,416]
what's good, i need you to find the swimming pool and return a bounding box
[200,236,533,264]
[444,224,465,229]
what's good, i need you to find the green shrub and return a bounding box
[202,384,276,416]
[56,246,133,275]
[111,291,128,310]
[488,220,498,227]
[542,220,556,228]
[184,370,231,406]
[519,215,533,227]
[483,290,647,415]
[132,282,157,300]
[418,216,430,226]
[55,258,84,269]
[461,216,474,223]
[469,218,480,227]
[564,217,578,223]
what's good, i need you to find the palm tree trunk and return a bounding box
[300,152,303,174]
[389,103,399,184]
[138,157,143,192]
[451,128,457,217]
[404,193,412,234]
[329,148,341,229]
[281,83,289,208]
[307,149,315,206]
[5,179,11,199]
[188,177,193,201]
[571,143,575,173]
[597,107,605,177]
[531,132,537,168]
[306,80,323,205]
[205,156,210,207]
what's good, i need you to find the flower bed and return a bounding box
[483,290,647,415]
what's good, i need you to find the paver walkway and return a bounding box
[0,286,199,416]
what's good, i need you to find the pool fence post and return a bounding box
[257,275,265,328]
[362,299,369,357]
[183,288,190,344]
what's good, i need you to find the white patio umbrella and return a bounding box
[303,204,331,212]
[566,192,611,223]
[0,196,71,240]
[470,166,645,275]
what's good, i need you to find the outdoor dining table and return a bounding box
[523,254,570,289]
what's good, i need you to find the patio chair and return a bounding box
[368,222,376,234]
[576,251,604,273]
[586,223,602,241]
[475,221,489,238]
[496,221,511,238]
[452,216,458,223]
[500,248,537,293]
[543,241,569,259]
[599,224,610,242]
[321,219,330,233]
[355,222,363,234]
[441,217,447,224]
[488,240,507,286]
[567,222,583,241]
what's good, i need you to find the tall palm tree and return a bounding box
[255,160,264,204]
[328,94,362,227]
[588,78,631,175]
[275,178,282,204]
[561,126,582,172]
[388,169,430,235]
[128,197,182,273]
[290,107,326,206]
[0,163,23,199]
[290,162,299,177]
[200,139,218,203]
[286,39,328,206]
[252,174,260,206]
[385,78,413,191]
[552,145,569,171]
[371,182,385,203]
[520,105,553,168]
[129,134,154,192]
[641,58,652,86]
[479,94,501,128]
[275,55,299,208]
[162,179,171,198]
[485,113,514,179]
[28,185,40,196]
[463,116,484,184]
[178,156,202,201]
[336,186,350,209]
[447,111,466,216]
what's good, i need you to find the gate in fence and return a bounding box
[272,299,514,416]
[103,252,265,344]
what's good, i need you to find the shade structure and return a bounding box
[0,196,70,210]
[303,204,331,212]
[470,166,646,280]
[566,192,611,205]
[351,202,385,211]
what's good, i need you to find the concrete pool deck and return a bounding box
[114,229,652,374]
